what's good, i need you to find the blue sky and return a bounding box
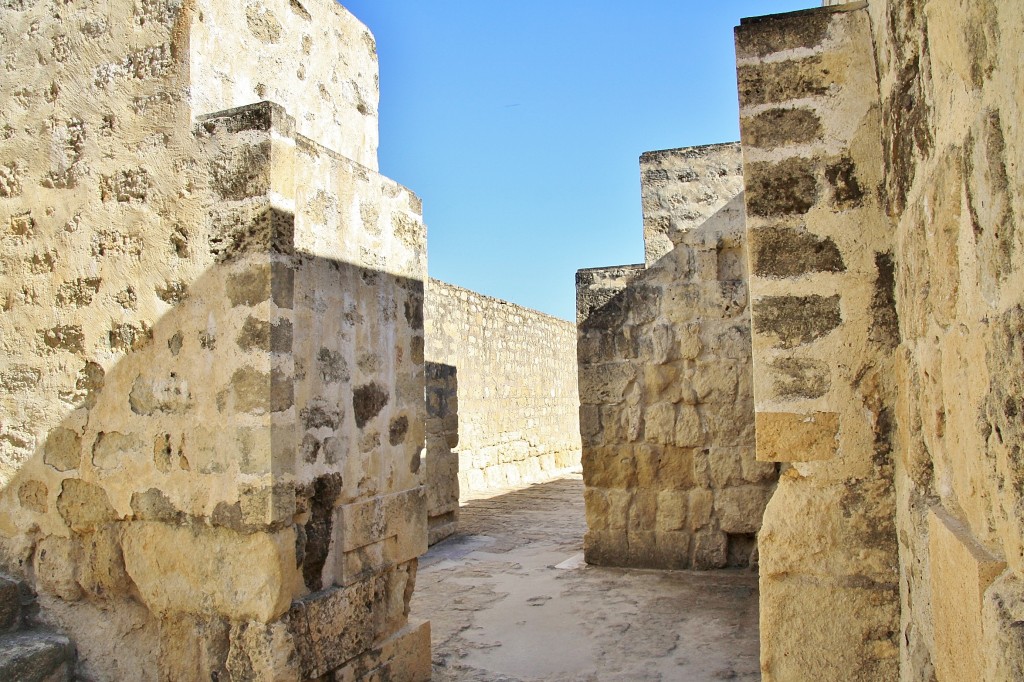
[341,1,818,321]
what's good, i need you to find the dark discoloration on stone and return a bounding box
[769,358,831,399]
[301,434,321,464]
[966,110,1015,292]
[168,331,183,356]
[41,325,84,352]
[301,398,341,430]
[18,480,48,513]
[156,280,189,304]
[210,207,295,263]
[389,415,409,446]
[109,321,153,352]
[301,473,344,591]
[753,295,841,348]
[57,479,117,532]
[271,261,295,309]
[741,108,823,149]
[745,158,819,217]
[736,9,832,59]
[270,320,292,353]
[131,488,184,523]
[226,265,271,307]
[317,348,349,383]
[870,252,900,349]
[825,156,864,208]
[75,361,105,409]
[751,226,845,278]
[210,142,271,201]
[55,277,101,307]
[736,57,833,107]
[236,316,270,351]
[353,383,389,428]
[882,55,933,216]
[404,293,424,330]
[44,427,81,471]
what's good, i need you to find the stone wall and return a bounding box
[424,279,581,511]
[736,0,1024,679]
[576,146,776,570]
[424,361,458,545]
[0,2,429,680]
[641,144,745,264]
[735,6,900,680]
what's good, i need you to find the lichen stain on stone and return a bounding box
[353,383,389,428]
[751,226,845,279]
[753,294,841,348]
[301,473,343,592]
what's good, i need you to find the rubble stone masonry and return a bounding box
[0,1,429,679]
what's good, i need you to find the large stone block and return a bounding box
[121,522,298,622]
[929,506,1006,682]
[755,411,838,462]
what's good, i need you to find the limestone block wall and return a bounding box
[0,2,429,680]
[424,279,581,501]
[736,4,899,680]
[641,144,745,264]
[855,0,1024,678]
[577,146,776,571]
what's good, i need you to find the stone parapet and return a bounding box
[0,2,428,679]
[577,151,776,570]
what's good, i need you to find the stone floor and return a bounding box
[411,473,762,681]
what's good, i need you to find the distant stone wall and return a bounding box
[424,279,581,505]
[577,146,776,570]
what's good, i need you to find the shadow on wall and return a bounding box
[0,210,427,679]
[425,362,459,545]
[577,194,779,571]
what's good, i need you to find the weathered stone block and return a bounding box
[744,158,819,216]
[753,295,842,348]
[121,523,297,622]
[929,506,1006,682]
[755,411,838,462]
[750,226,845,279]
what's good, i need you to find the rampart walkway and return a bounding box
[412,474,761,681]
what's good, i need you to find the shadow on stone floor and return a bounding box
[412,474,762,682]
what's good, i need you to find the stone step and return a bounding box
[0,630,75,682]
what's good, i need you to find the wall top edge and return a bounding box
[737,1,867,29]
[428,278,575,326]
[640,142,741,161]
[197,101,423,206]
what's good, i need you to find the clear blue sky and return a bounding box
[341,1,818,321]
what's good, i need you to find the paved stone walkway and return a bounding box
[411,473,761,681]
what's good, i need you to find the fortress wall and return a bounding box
[0,2,428,679]
[860,0,1024,678]
[424,279,581,511]
[576,148,776,571]
[641,144,745,265]
[736,5,900,680]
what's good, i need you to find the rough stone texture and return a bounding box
[0,2,428,679]
[424,362,459,545]
[738,0,1024,679]
[737,5,900,680]
[641,144,745,265]
[577,150,776,571]
[425,280,582,500]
